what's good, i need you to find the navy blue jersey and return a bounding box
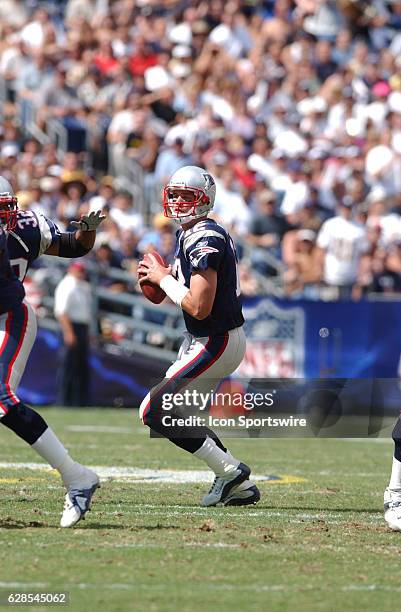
[0,225,25,313]
[7,210,60,281]
[172,219,244,336]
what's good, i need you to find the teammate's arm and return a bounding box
[44,210,106,257]
[44,228,96,256]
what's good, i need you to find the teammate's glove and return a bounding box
[70,210,106,232]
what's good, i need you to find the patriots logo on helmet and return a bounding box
[203,174,215,191]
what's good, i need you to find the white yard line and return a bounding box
[0,462,306,485]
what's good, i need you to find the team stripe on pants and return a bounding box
[0,302,37,416]
[140,332,229,421]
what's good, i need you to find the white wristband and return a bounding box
[159,275,190,308]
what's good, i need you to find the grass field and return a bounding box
[0,408,400,612]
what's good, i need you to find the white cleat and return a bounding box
[384,487,401,531]
[201,463,251,507]
[60,469,100,528]
[222,480,261,507]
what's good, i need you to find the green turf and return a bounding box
[0,408,399,612]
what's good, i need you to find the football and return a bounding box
[138,251,167,304]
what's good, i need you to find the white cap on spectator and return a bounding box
[144,66,171,91]
[1,143,19,157]
[172,45,192,59]
[168,23,192,45]
[297,98,315,116]
[209,23,231,46]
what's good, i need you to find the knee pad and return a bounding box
[1,402,48,445]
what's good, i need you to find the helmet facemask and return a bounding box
[163,186,210,224]
[0,194,18,231]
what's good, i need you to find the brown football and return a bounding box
[138,251,167,304]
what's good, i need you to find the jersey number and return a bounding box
[17,211,38,229]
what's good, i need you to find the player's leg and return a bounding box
[384,417,401,530]
[140,327,258,505]
[179,374,260,507]
[0,303,99,527]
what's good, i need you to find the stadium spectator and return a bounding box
[109,190,144,236]
[247,188,289,274]
[316,198,370,299]
[54,262,92,407]
[283,229,321,298]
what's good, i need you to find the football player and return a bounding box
[0,176,105,527]
[137,166,260,507]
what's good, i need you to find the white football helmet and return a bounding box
[0,176,18,231]
[163,166,216,224]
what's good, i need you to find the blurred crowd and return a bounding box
[2,0,401,305]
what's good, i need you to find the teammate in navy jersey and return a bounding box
[138,166,260,507]
[0,176,106,527]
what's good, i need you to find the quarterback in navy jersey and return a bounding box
[0,176,106,527]
[138,166,259,507]
[172,217,244,337]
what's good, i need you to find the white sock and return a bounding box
[31,428,68,468]
[194,437,240,476]
[31,428,89,488]
[389,456,401,491]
